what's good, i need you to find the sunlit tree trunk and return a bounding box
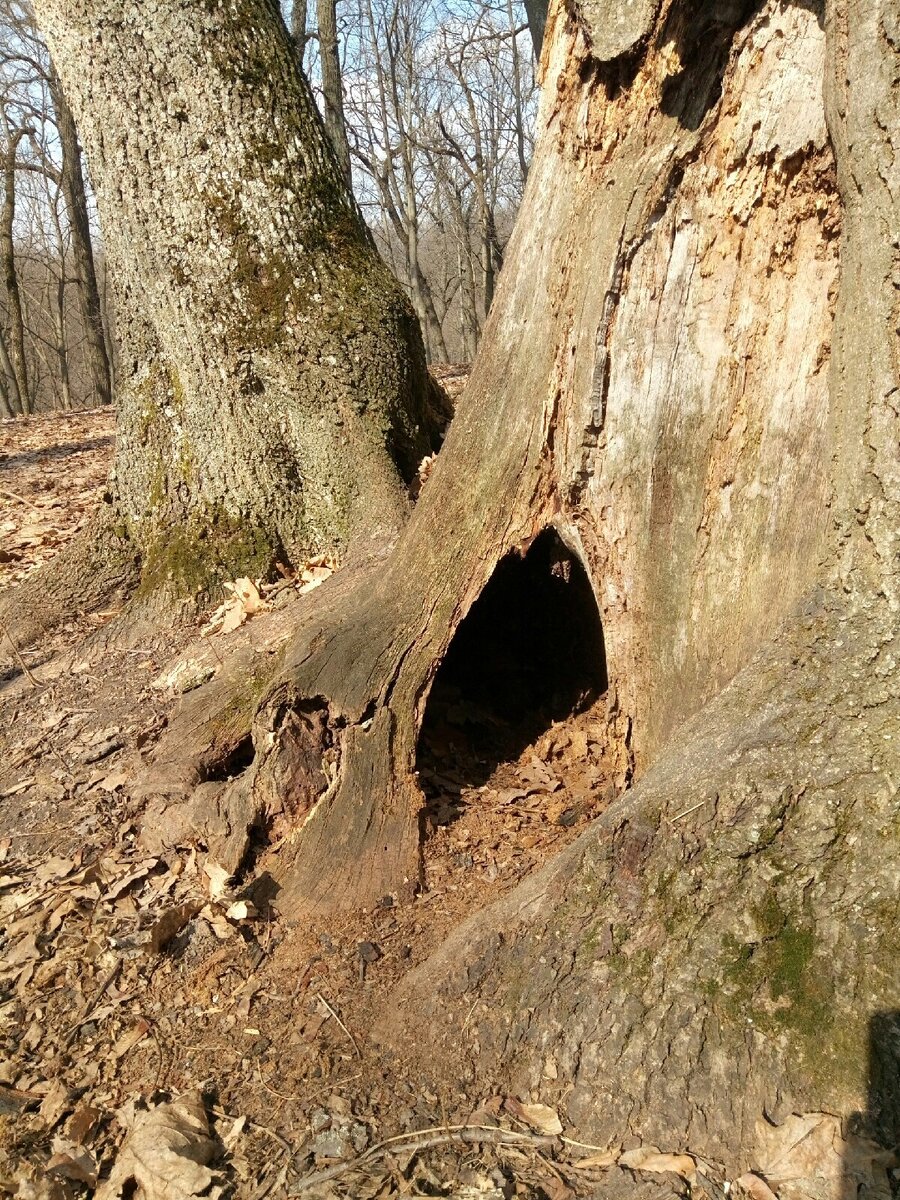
[14,0,443,643]
[151,0,843,912]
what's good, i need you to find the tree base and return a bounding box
[376,590,900,1184]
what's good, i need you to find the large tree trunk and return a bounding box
[120,0,900,1181]
[379,0,900,1185]
[149,0,839,902]
[17,0,442,637]
[48,62,112,409]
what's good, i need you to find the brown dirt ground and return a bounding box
[0,404,647,1200]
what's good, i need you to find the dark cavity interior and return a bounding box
[416,528,608,792]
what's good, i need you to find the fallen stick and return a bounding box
[0,615,38,688]
[289,1124,558,1194]
[0,486,41,511]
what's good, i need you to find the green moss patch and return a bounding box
[137,509,282,600]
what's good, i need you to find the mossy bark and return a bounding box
[141,0,899,1178]
[379,0,900,1179]
[21,0,443,620]
[148,0,844,904]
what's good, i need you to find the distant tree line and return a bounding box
[0,0,112,415]
[292,0,537,361]
[0,0,534,416]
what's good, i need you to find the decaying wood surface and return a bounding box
[146,0,848,914]
[379,0,900,1181]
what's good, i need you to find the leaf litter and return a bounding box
[0,406,875,1198]
[0,409,115,590]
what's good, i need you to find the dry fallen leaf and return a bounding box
[97,769,129,793]
[0,1082,40,1115]
[38,1079,72,1129]
[6,933,41,969]
[296,563,333,594]
[756,1113,842,1183]
[104,859,159,903]
[736,1173,780,1200]
[66,1105,103,1146]
[618,1146,696,1178]
[504,1097,563,1136]
[112,1019,151,1060]
[199,904,235,941]
[150,902,200,954]
[570,1148,619,1168]
[201,576,270,636]
[47,1139,98,1187]
[94,1091,218,1200]
[541,1179,574,1200]
[204,862,232,901]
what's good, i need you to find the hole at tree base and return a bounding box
[416,529,616,871]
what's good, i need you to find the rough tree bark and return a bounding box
[47,62,112,408]
[10,0,443,648]
[148,0,845,916]
[376,0,900,1186]
[137,0,899,1183]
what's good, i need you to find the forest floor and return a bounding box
[0,401,679,1200]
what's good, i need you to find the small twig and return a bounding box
[461,998,478,1032]
[316,993,360,1059]
[205,637,224,668]
[149,1022,166,1091]
[301,1070,363,1104]
[289,1124,558,1194]
[669,799,708,823]
[210,1104,293,1154]
[534,1149,570,1187]
[45,735,74,776]
[65,958,122,1045]
[1,777,35,800]
[7,820,80,837]
[0,615,38,688]
[560,1135,619,1152]
[248,1159,291,1200]
[0,485,40,511]
[256,1061,306,1104]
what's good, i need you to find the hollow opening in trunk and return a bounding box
[416,528,608,805]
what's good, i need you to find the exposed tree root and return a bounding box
[376,589,900,1179]
[0,508,139,674]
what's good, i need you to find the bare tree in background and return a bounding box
[0,116,32,411]
[0,0,112,415]
[290,0,310,67]
[344,0,535,360]
[288,0,535,363]
[48,62,111,406]
[317,0,352,183]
